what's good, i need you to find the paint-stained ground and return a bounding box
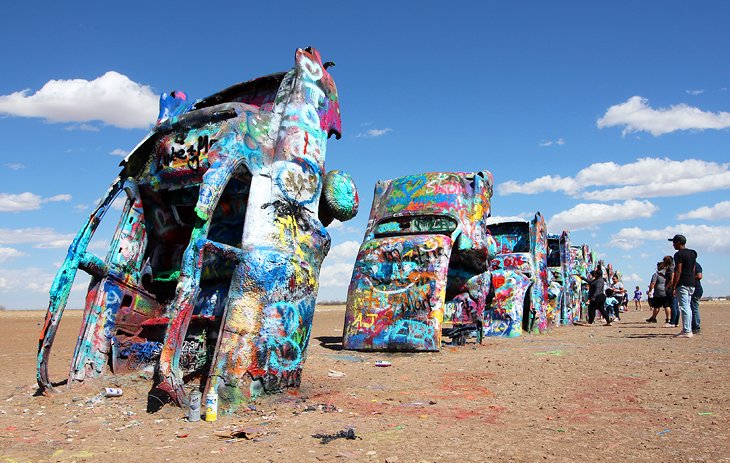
[1,303,729,462]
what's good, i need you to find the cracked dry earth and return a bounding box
[1,303,728,462]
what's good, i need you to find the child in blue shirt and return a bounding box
[605,288,620,321]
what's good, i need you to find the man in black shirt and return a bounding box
[691,262,703,334]
[667,234,697,338]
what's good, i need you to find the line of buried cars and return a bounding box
[342,170,606,352]
[36,47,611,415]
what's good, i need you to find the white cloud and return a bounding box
[0,267,51,293]
[677,201,730,220]
[0,247,24,262]
[487,215,531,224]
[109,148,128,157]
[0,227,75,249]
[548,199,658,231]
[685,89,705,96]
[327,240,360,262]
[4,163,25,170]
[319,240,361,289]
[356,128,392,138]
[539,138,565,147]
[498,175,579,196]
[319,262,357,288]
[597,96,730,136]
[74,204,89,212]
[64,123,100,132]
[622,273,643,284]
[0,71,158,129]
[610,224,730,254]
[0,192,72,212]
[498,157,730,201]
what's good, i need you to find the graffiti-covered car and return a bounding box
[570,244,596,320]
[342,171,496,351]
[487,213,550,334]
[37,47,358,414]
[547,231,581,324]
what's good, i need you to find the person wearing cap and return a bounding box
[667,234,697,338]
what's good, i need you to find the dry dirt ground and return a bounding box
[1,303,728,462]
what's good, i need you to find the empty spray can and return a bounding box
[101,387,123,397]
[188,390,202,422]
[204,391,218,422]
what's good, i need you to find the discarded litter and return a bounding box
[312,428,360,444]
[375,360,392,367]
[328,369,346,378]
[216,427,269,442]
[101,387,123,398]
[657,429,671,436]
[698,412,714,416]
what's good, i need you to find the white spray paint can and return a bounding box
[101,387,123,397]
[204,391,218,422]
[188,390,202,422]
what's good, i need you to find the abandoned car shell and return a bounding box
[37,47,358,415]
[342,171,496,351]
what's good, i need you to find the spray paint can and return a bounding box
[204,391,218,422]
[188,390,202,422]
[101,387,123,397]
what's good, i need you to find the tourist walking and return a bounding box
[668,234,697,338]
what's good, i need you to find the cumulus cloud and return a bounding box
[548,199,658,231]
[609,224,730,253]
[356,128,392,138]
[0,71,158,129]
[622,273,643,284]
[597,96,730,136]
[319,240,361,289]
[686,89,705,96]
[0,247,24,262]
[498,157,730,201]
[0,267,55,294]
[0,227,75,249]
[0,192,72,212]
[677,201,730,220]
[539,138,565,147]
[109,148,128,157]
[4,163,25,170]
[498,175,580,196]
[487,214,531,224]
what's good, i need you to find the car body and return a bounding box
[342,171,496,351]
[487,213,550,334]
[547,231,581,324]
[37,47,358,414]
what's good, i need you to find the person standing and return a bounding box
[691,262,703,334]
[633,286,643,311]
[588,269,611,325]
[646,262,671,324]
[668,234,697,338]
[662,255,678,328]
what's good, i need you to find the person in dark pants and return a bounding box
[588,269,611,325]
[691,262,703,334]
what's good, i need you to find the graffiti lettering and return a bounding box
[159,134,217,171]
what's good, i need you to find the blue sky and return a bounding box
[1,1,729,309]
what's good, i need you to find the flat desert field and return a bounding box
[1,303,728,462]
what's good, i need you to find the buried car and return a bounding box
[342,171,497,351]
[37,47,358,414]
[547,231,581,325]
[487,213,550,334]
